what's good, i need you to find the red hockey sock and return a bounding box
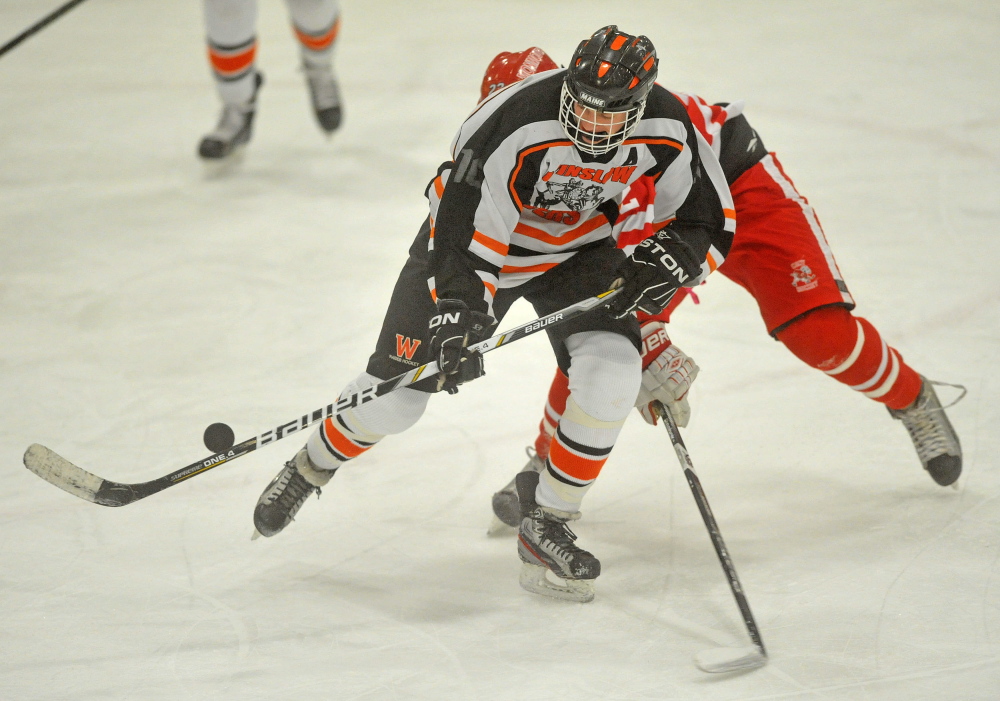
[534,368,570,460]
[775,306,921,410]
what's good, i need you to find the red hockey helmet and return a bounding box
[479,47,559,103]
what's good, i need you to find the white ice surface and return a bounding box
[2,1,999,699]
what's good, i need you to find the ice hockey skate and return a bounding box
[253,446,334,538]
[488,447,545,536]
[515,471,600,603]
[198,72,263,160]
[303,62,342,133]
[888,376,965,487]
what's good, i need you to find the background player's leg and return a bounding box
[200,0,263,159]
[285,0,342,133]
[487,367,565,532]
[776,306,961,485]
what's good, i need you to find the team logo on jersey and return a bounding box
[533,177,604,212]
[547,164,637,185]
[395,335,422,361]
[791,260,819,292]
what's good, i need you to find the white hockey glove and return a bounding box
[634,321,699,427]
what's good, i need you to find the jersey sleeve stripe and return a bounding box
[472,230,509,256]
[501,261,560,274]
[724,207,737,232]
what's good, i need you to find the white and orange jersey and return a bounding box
[425,70,735,317]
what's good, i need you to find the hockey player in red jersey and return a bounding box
[198,0,343,159]
[251,27,737,603]
[481,48,965,533]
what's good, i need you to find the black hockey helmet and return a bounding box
[559,26,658,155]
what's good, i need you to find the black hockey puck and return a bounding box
[203,422,236,454]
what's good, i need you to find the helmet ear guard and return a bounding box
[559,26,658,155]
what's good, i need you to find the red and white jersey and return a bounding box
[670,93,743,154]
[671,92,768,185]
[425,70,735,316]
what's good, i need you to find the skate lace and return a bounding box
[303,65,340,109]
[268,462,318,514]
[898,381,965,460]
[538,514,583,561]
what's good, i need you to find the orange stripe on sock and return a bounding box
[208,45,256,75]
[294,17,341,52]
[549,439,606,483]
[322,418,369,459]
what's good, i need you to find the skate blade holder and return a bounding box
[519,563,595,603]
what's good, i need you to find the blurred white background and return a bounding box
[1,1,998,699]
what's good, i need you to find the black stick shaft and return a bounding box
[0,0,90,59]
[25,287,621,506]
[656,403,767,656]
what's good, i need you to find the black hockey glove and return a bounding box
[607,228,703,319]
[429,299,497,394]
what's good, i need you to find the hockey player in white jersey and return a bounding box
[251,26,735,602]
[198,0,344,159]
[476,48,966,533]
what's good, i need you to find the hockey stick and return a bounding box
[23,286,622,507]
[0,0,90,60]
[654,403,767,673]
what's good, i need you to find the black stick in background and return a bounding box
[0,0,91,60]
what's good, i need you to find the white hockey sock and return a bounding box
[536,331,640,513]
[204,0,259,105]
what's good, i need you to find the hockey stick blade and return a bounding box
[24,443,107,504]
[23,286,621,507]
[22,440,256,507]
[694,646,767,674]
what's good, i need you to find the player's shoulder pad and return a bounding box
[453,69,564,157]
[643,84,695,123]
